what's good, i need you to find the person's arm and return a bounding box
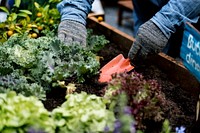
[132,0,168,36]
[57,0,94,46]
[128,0,200,64]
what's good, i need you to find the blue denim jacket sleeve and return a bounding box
[132,0,168,37]
[57,0,94,25]
[151,0,200,39]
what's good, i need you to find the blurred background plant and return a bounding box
[105,92,142,133]
[0,91,55,133]
[0,0,61,42]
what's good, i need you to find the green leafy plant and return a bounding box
[161,119,172,133]
[52,92,115,133]
[0,1,32,41]
[0,0,60,42]
[87,29,110,53]
[0,91,55,133]
[0,31,109,98]
[104,71,168,131]
[0,71,46,100]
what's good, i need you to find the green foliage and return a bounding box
[0,0,60,42]
[0,71,46,100]
[0,91,116,133]
[107,93,137,133]
[0,91,55,133]
[0,6,9,14]
[52,92,115,133]
[161,119,172,133]
[104,71,167,131]
[0,32,109,98]
[87,29,110,53]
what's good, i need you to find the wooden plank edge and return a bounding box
[155,53,200,94]
[87,16,134,54]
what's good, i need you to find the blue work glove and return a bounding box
[57,0,94,46]
[128,20,168,65]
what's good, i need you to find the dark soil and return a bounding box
[43,42,200,133]
[136,65,198,133]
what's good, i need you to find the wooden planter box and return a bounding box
[87,15,200,96]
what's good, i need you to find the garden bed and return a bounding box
[1,2,200,131]
[97,41,199,133]
[43,16,200,133]
[91,16,200,132]
[86,15,200,93]
[43,40,199,132]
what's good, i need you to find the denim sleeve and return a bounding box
[151,0,200,39]
[57,0,94,25]
[132,0,168,36]
[149,0,169,7]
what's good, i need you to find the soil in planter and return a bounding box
[98,42,199,133]
[43,42,199,133]
[42,77,105,111]
[135,65,199,133]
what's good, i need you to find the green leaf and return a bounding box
[34,2,40,9]
[19,10,32,15]
[14,0,21,8]
[33,28,39,33]
[14,28,22,34]
[10,13,17,21]
[0,23,6,28]
[44,5,50,13]
[3,31,7,40]
[17,13,28,18]
[0,6,9,14]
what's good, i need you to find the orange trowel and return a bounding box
[98,54,134,83]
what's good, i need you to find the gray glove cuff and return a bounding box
[128,20,168,62]
[58,20,87,46]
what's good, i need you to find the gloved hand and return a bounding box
[128,20,168,65]
[56,0,94,46]
[58,20,87,46]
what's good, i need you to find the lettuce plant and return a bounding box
[104,71,167,130]
[52,92,115,133]
[0,91,55,133]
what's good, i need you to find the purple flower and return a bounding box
[123,106,132,115]
[104,126,110,133]
[130,122,136,133]
[176,126,185,133]
[113,120,121,133]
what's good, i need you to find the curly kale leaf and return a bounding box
[0,32,106,97]
[87,29,109,53]
[0,71,46,100]
[8,44,37,68]
[0,45,14,75]
[53,43,100,82]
